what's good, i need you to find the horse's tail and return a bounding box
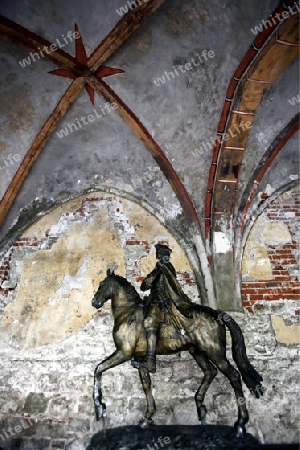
[219,312,264,398]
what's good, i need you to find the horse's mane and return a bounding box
[111,273,141,304]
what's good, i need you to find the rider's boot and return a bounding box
[131,330,157,372]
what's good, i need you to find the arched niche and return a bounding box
[0,192,197,349]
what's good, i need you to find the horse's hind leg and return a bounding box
[189,347,217,423]
[94,350,129,421]
[210,354,249,437]
[138,366,156,428]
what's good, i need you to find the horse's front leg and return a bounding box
[94,349,129,421]
[138,366,156,428]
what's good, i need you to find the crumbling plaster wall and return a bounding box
[0,191,299,449]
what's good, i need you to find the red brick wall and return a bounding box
[242,189,299,312]
[0,253,11,299]
[0,237,45,302]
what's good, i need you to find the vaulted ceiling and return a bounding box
[0,0,299,307]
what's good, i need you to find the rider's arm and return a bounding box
[140,266,161,291]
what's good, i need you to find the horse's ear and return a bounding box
[107,268,115,277]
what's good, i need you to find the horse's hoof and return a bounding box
[138,415,153,428]
[197,405,207,423]
[95,402,106,421]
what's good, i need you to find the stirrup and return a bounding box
[131,359,140,369]
[131,356,147,370]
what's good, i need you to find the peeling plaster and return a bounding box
[272,316,300,345]
[55,257,87,299]
[213,232,231,254]
[260,222,291,246]
[264,184,276,196]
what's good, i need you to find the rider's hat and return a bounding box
[155,243,172,256]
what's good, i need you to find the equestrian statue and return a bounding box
[91,244,263,437]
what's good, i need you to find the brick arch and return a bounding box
[205,3,299,308]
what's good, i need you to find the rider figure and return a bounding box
[140,243,176,373]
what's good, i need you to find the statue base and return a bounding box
[87,424,261,449]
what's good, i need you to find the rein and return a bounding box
[113,305,138,311]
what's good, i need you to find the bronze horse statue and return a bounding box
[91,270,263,437]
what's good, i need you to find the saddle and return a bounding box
[158,323,184,340]
[158,300,197,340]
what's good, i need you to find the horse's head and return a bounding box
[92,269,115,311]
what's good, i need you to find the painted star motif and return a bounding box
[49,24,124,105]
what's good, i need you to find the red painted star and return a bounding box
[49,24,124,105]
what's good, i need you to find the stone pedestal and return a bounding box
[87,424,260,450]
